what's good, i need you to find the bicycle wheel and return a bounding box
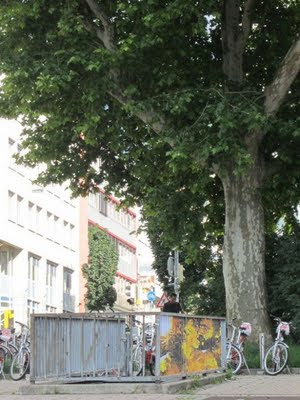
[264,343,288,375]
[0,346,7,375]
[10,348,30,381]
[132,345,143,375]
[226,343,243,374]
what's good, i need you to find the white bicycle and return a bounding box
[264,316,291,375]
[226,319,252,374]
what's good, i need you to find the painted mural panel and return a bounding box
[159,315,222,375]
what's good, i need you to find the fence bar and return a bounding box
[259,333,265,370]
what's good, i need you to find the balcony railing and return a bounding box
[63,293,75,312]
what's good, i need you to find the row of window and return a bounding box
[8,137,76,208]
[27,254,72,295]
[0,250,72,295]
[89,192,136,231]
[8,191,75,250]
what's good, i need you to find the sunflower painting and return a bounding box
[159,316,222,376]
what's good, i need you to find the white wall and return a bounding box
[0,119,80,326]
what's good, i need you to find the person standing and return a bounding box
[162,293,183,313]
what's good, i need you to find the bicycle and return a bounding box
[226,319,252,374]
[263,316,291,375]
[131,321,156,376]
[10,321,30,381]
[0,328,18,378]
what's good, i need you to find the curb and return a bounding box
[18,373,226,396]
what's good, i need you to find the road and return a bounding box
[0,375,299,399]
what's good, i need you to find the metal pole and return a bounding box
[174,250,180,301]
[259,333,265,370]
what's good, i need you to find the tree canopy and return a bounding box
[0,0,299,334]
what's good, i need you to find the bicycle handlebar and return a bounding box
[15,321,29,329]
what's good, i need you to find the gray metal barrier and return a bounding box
[30,312,226,383]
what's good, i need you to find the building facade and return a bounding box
[0,119,156,324]
[0,119,80,326]
[79,189,138,311]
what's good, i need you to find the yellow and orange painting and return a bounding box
[159,316,221,376]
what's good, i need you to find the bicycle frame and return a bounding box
[226,320,251,374]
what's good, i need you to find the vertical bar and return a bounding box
[259,333,265,370]
[221,319,227,371]
[105,316,109,376]
[128,314,133,376]
[44,316,48,380]
[117,315,121,377]
[155,314,161,379]
[81,317,84,377]
[92,316,96,377]
[30,314,35,383]
[142,313,146,377]
[184,315,187,376]
[68,316,72,378]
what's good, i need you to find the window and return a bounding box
[99,192,107,216]
[8,191,16,222]
[46,305,57,313]
[63,268,72,294]
[8,138,16,165]
[47,212,54,239]
[16,195,24,226]
[36,206,43,235]
[69,224,74,249]
[28,254,39,281]
[54,216,59,243]
[0,296,12,309]
[89,192,98,208]
[27,300,39,324]
[46,261,57,287]
[28,202,35,231]
[0,251,9,275]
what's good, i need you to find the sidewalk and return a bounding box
[197,375,300,397]
[1,375,300,399]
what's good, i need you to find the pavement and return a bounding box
[0,375,299,399]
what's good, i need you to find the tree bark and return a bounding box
[220,137,271,338]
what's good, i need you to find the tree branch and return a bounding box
[82,1,166,134]
[108,90,165,134]
[241,0,256,47]
[264,38,300,116]
[84,0,116,51]
[221,0,243,84]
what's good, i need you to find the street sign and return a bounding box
[156,292,170,308]
[167,256,174,277]
[147,291,156,302]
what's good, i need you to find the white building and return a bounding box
[0,119,80,326]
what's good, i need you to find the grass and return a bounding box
[242,340,300,369]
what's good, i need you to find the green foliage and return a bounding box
[265,227,300,343]
[0,1,300,330]
[82,226,118,311]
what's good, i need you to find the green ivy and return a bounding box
[82,226,118,311]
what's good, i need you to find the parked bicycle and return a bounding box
[263,316,291,375]
[0,328,18,377]
[10,321,30,381]
[226,319,252,374]
[131,321,156,376]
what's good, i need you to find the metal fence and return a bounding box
[30,312,226,383]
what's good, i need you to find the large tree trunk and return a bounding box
[220,136,271,338]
